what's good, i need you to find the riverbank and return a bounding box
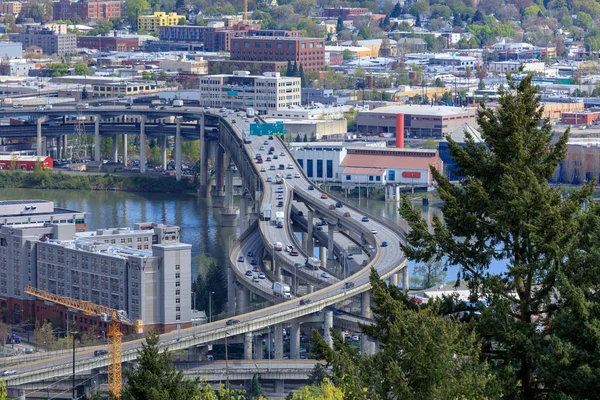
[0,170,195,193]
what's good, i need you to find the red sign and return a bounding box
[402,171,421,179]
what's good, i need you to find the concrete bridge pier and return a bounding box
[212,145,226,207]
[306,210,314,255]
[198,114,210,198]
[219,166,239,227]
[161,136,168,170]
[175,118,182,181]
[389,273,399,288]
[402,266,409,294]
[239,195,249,232]
[94,115,101,162]
[36,117,45,157]
[112,135,119,163]
[253,334,263,359]
[274,380,284,394]
[361,291,372,319]
[289,319,301,359]
[361,334,375,356]
[60,135,67,159]
[319,246,327,268]
[236,285,249,314]
[324,310,334,347]
[227,268,236,314]
[327,224,336,267]
[139,116,146,173]
[243,332,253,360]
[306,284,314,294]
[301,232,308,252]
[7,387,25,400]
[274,323,284,359]
[122,133,128,167]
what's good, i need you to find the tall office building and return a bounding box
[0,200,191,333]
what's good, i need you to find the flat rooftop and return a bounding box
[47,238,153,259]
[362,105,476,117]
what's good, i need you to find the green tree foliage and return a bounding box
[191,255,227,318]
[390,2,402,18]
[149,146,161,166]
[336,16,344,33]
[399,72,596,399]
[342,49,353,60]
[411,258,446,288]
[124,0,150,31]
[123,332,201,399]
[74,63,90,76]
[180,140,200,163]
[49,63,69,77]
[82,87,89,100]
[0,380,6,400]
[358,25,372,40]
[248,374,263,399]
[287,378,343,399]
[312,270,498,399]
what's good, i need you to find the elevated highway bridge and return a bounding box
[0,104,409,397]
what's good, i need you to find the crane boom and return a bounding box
[24,285,142,397]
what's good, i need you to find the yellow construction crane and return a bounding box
[24,285,143,397]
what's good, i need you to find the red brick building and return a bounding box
[229,37,325,72]
[323,7,369,19]
[77,35,139,52]
[54,0,123,21]
[561,112,600,125]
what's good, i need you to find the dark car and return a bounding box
[247,250,254,257]
[344,282,355,289]
[381,241,388,247]
[250,259,257,265]
[94,350,108,357]
[226,319,240,326]
[237,256,245,262]
[300,299,312,306]
[308,185,314,190]
[361,216,370,222]
[335,201,343,208]
[245,270,253,276]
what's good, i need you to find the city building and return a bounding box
[53,0,124,21]
[91,81,159,97]
[561,111,600,125]
[0,1,22,15]
[138,12,186,33]
[158,24,242,52]
[229,37,325,72]
[159,57,208,74]
[10,29,77,56]
[0,200,86,231]
[322,7,369,19]
[199,71,301,114]
[77,35,140,52]
[0,155,53,171]
[0,200,191,333]
[0,42,22,58]
[290,142,442,197]
[21,23,68,35]
[488,61,545,74]
[356,105,478,138]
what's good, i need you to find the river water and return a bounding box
[1,189,507,285]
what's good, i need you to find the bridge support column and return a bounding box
[122,133,128,167]
[327,224,335,267]
[227,269,236,314]
[212,146,226,207]
[94,115,101,162]
[306,284,314,294]
[61,135,67,159]
[219,166,239,226]
[239,195,249,232]
[389,273,399,287]
[237,285,249,314]
[306,210,314,255]
[7,387,25,400]
[319,246,327,268]
[243,332,253,360]
[112,135,118,163]
[274,323,283,359]
[253,334,263,359]
[324,310,334,347]
[361,291,372,319]
[402,266,409,294]
[301,232,308,252]
[36,118,44,157]
[139,116,146,173]
[274,380,284,394]
[290,319,300,359]
[199,114,210,197]
[161,136,168,170]
[175,118,182,181]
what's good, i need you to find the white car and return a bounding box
[294,173,301,178]
[321,272,330,278]
[277,194,284,200]
[260,166,266,172]
[286,245,293,252]
[370,229,378,234]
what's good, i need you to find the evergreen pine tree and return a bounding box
[299,64,306,87]
[292,61,298,77]
[336,16,344,33]
[286,60,293,77]
[390,2,402,18]
[400,72,596,399]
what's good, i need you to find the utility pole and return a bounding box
[225,334,230,389]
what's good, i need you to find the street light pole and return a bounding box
[72,332,78,400]
[225,333,230,390]
[192,291,196,335]
[209,291,214,323]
